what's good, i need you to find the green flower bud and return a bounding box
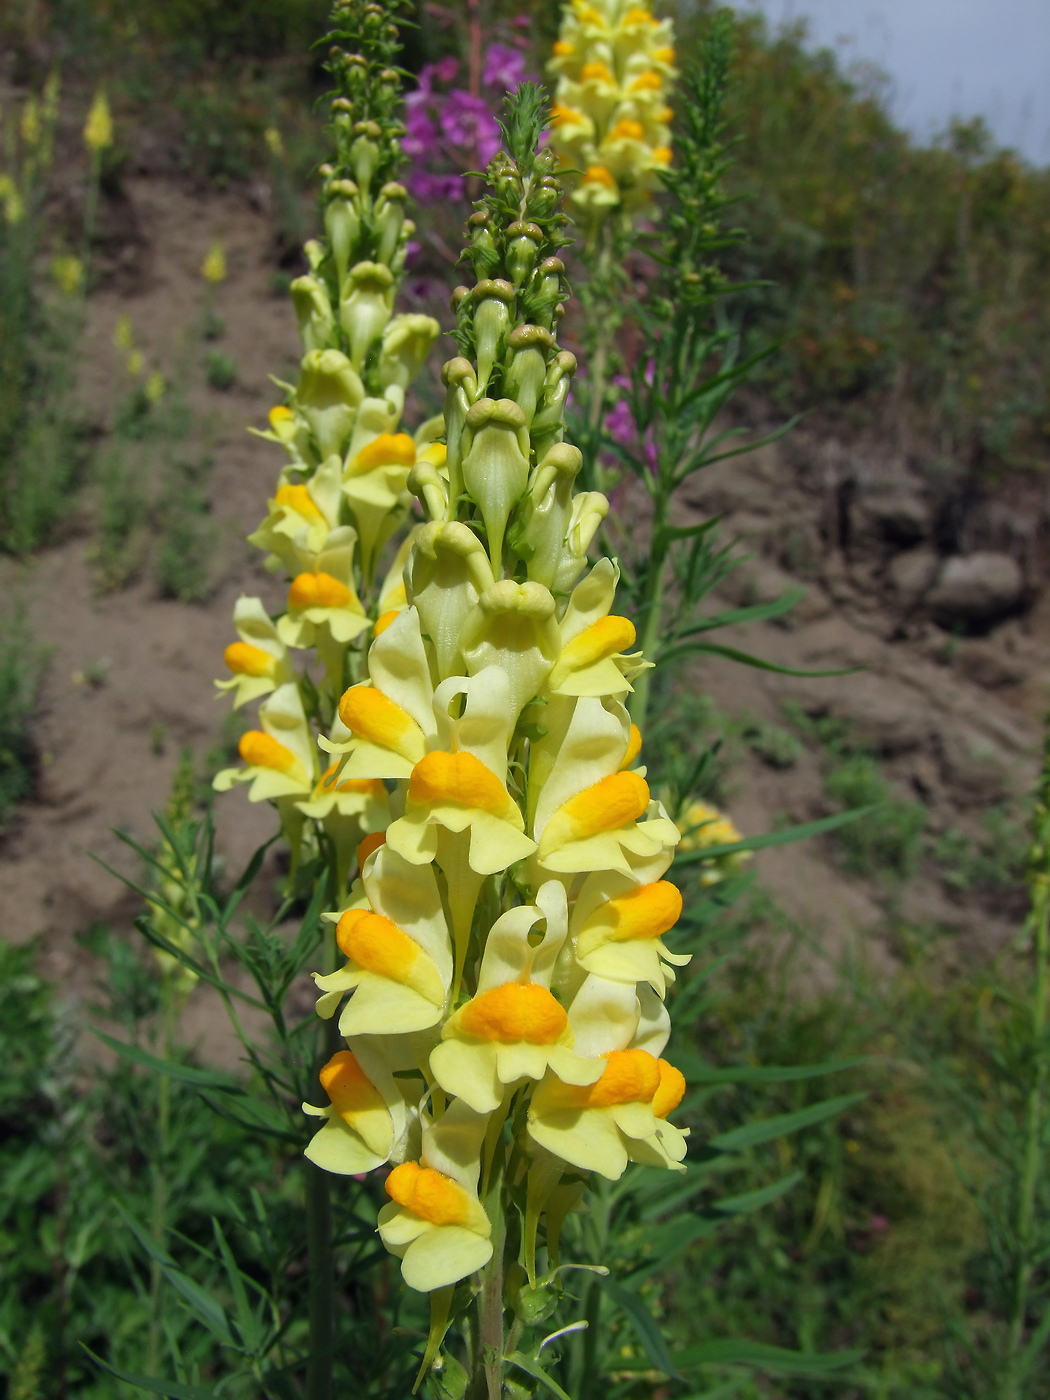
[374,180,408,266]
[324,196,361,294]
[407,456,448,523]
[349,132,380,187]
[442,356,480,508]
[506,220,544,288]
[378,313,441,392]
[472,279,515,396]
[460,397,530,575]
[297,348,365,459]
[408,521,495,677]
[511,443,583,589]
[503,324,556,425]
[339,260,395,368]
[460,579,561,718]
[530,350,578,461]
[556,489,609,594]
[290,275,336,352]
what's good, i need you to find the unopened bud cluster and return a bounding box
[547,0,676,235]
[214,0,438,893]
[302,109,691,1312]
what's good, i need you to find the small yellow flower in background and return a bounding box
[0,175,25,226]
[264,126,284,158]
[201,240,227,284]
[83,90,113,153]
[113,316,135,352]
[125,349,145,378]
[145,371,166,404]
[676,799,751,885]
[52,255,83,296]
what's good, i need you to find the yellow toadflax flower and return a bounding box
[547,0,677,237]
[200,239,227,284]
[83,90,113,152]
[677,798,751,886]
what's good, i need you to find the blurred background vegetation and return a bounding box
[2,0,1050,1396]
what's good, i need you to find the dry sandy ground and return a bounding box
[1,176,1047,1056]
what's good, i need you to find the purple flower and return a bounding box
[407,171,464,203]
[483,42,526,91]
[443,90,500,160]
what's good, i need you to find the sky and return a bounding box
[732,0,1050,165]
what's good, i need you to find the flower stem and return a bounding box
[628,490,669,732]
[306,915,340,1400]
[475,1158,506,1400]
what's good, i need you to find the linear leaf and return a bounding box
[92,1031,245,1095]
[659,640,855,677]
[117,1210,235,1346]
[505,1351,573,1400]
[673,1339,865,1374]
[672,1051,866,1086]
[81,1350,219,1399]
[712,1172,802,1215]
[674,589,805,636]
[604,1279,684,1380]
[674,807,878,866]
[709,1093,866,1153]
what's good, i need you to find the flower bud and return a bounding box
[304,239,326,272]
[408,522,495,679]
[349,132,381,188]
[460,580,561,718]
[339,261,395,369]
[556,490,610,593]
[530,350,578,461]
[506,220,544,288]
[374,181,408,266]
[504,324,556,425]
[297,348,365,460]
[460,398,530,575]
[511,443,583,589]
[290,275,337,352]
[378,313,440,392]
[324,196,361,294]
[471,279,516,396]
[442,356,480,507]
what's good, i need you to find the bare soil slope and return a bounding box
[1,176,1046,998]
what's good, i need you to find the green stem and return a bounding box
[628,491,669,733]
[305,1160,335,1400]
[147,988,177,1373]
[476,1198,505,1400]
[306,915,340,1400]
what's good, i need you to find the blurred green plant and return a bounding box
[0,610,44,824]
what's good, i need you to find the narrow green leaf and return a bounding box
[672,1051,866,1086]
[712,1172,802,1215]
[92,1030,245,1095]
[604,1279,684,1380]
[674,589,805,636]
[659,640,855,678]
[116,1210,235,1346]
[673,1339,865,1374]
[622,1217,725,1286]
[212,1218,264,1353]
[673,807,878,866]
[709,1093,866,1152]
[81,1349,218,1399]
[506,1351,574,1400]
